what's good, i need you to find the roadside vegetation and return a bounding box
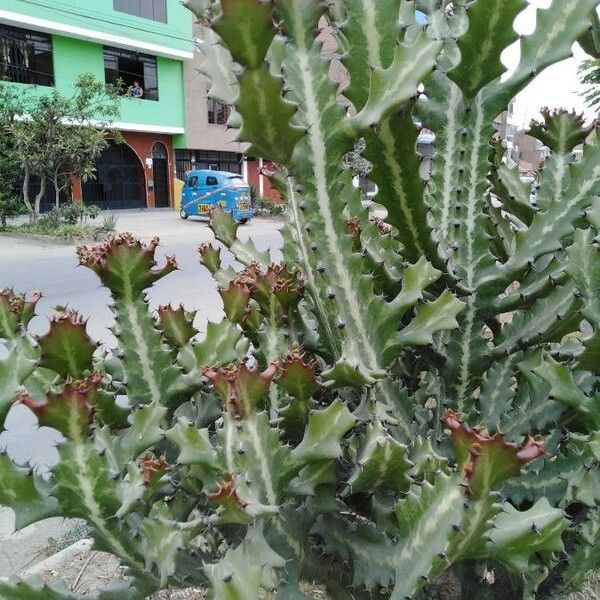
[0,73,121,224]
[0,202,117,240]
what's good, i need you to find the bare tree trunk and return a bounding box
[53,175,60,209]
[22,169,34,224]
[33,176,46,223]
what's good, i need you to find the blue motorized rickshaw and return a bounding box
[180,170,255,223]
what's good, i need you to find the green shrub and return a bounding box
[1,1,600,599]
[42,203,100,226]
[253,195,284,217]
[0,194,24,227]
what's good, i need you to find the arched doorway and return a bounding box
[152,142,169,208]
[82,143,146,209]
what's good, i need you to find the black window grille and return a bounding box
[113,0,167,23]
[0,24,54,86]
[104,46,159,101]
[175,150,242,180]
[207,98,231,125]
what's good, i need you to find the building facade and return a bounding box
[175,21,280,201]
[0,0,193,209]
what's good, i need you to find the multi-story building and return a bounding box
[513,132,550,176]
[0,0,192,209]
[175,21,280,201]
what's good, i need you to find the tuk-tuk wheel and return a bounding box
[180,208,189,220]
[239,218,249,225]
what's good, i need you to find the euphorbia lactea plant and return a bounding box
[2,1,600,598]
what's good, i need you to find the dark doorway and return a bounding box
[82,143,146,209]
[152,142,169,208]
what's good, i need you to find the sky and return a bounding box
[503,0,595,128]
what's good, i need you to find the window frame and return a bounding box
[103,45,159,102]
[207,98,231,125]
[113,0,167,23]
[0,24,54,87]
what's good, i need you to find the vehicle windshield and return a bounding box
[228,176,246,188]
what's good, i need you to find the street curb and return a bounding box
[0,232,95,246]
[19,538,94,578]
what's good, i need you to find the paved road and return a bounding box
[0,209,283,484]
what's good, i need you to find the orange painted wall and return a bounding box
[71,131,176,208]
[246,158,281,202]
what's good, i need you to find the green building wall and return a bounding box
[0,0,191,130]
[0,0,192,55]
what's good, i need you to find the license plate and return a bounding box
[199,201,225,213]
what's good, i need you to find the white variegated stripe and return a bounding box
[456,295,477,411]
[551,118,570,205]
[468,1,503,93]
[294,18,377,369]
[274,519,304,559]
[225,417,235,473]
[290,4,407,420]
[453,95,485,406]
[360,40,442,119]
[253,75,278,150]
[577,241,597,305]
[379,118,425,255]
[396,484,462,563]
[449,497,496,561]
[539,164,600,237]
[247,414,277,505]
[482,357,515,412]
[70,436,146,573]
[126,303,163,406]
[464,94,485,289]
[536,1,584,58]
[265,302,280,420]
[372,439,392,489]
[502,287,575,349]
[362,0,383,69]
[439,85,462,237]
[287,178,340,357]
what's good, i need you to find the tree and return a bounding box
[2,73,121,222]
[43,74,122,209]
[0,86,24,225]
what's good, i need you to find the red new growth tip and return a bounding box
[17,373,101,439]
[207,473,248,510]
[442,410,545,497]
[277,347,320,402]
[141,454,169,486]
[0,289,41,334]
[203,362,277,418]
[77,234,177,297]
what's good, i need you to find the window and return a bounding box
[0,24,54,86]
[175,150,242,180]
[228,176,246,187]
[207,99,231,125]
[104,46,158,101]
[114,0,167,23]
[206,176,218,186]
[186,175,198,187]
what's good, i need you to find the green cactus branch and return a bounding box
[2,0,600,598]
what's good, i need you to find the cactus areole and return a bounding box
[2,1,600,598]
